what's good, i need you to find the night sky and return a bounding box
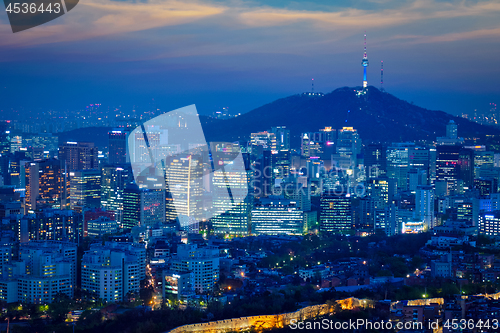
[0,0,499,116]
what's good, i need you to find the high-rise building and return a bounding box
[25,158,67,212]
[164,154,203,232]
[59,142,98,172]
[319,191,352,234]
[17,209,82,243]
[0,121,10,156]
[364,144,386,178]
[336,127,362,168]
[101,165,131,223]
[270,126,290,151]
[446,120,458,139]
[122,183,141,230]
[479,211,500,236]
[170,244,219,293]
[123,183,165,229]
[81,242,146,303]
[436,145,473,194]
[70,169,101,210]
[108,129,128,165]
[251,197,303,235]
[211,143,252,236]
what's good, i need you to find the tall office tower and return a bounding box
[81,242,146,303]
[0,121,10,155]
[10,134,22,153]
[108,129,128,165]
[459,149,474,189]
[70,169,101,210]
[415,185,435,230]
[18,241,77,303]
[250,131,277,153]
[58,142,99,172]
[101,165,131,223]
[364,144,386,178]
[374,204,398,236]
[446,120,458,139]
[386,143,411,191]
[122,183,141,230]
[361,32,369,88]
[474,178,497,196]
[18,209,82,243]
[282,181,311,212]
[336,127,362,168]
[273,149,291,183]
[140,189,166,227]
[436,145,464,195]
[409,147,430,179]
[319,191,353,234]
[25,158,67,212]
[300,133,311,157]
[270,126,290,151]
[170,244,219,293]
[478,211,500,236]
[251,197,303,235]
[211,143,252,236]
[164,154,203,232]
[0,155,9,186]
[83,209,115,237]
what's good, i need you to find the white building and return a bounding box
[81,242,146,303]
[170,244,219,293]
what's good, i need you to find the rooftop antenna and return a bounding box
[380,61,384,92]
[361,32,369,89]
[312,78,314,93]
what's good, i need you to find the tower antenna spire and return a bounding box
[312,78,314,93]
[361,31,369,89]
[380,60,384,92]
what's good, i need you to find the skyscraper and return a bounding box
[101,165,131,223]
[108,129,128,165]
[25,158,67,212]
[320,191,352,234]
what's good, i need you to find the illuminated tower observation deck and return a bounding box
[362,33,369,88]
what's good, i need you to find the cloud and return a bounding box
[0,0,499,54]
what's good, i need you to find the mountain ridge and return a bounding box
[201,86,499,146]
